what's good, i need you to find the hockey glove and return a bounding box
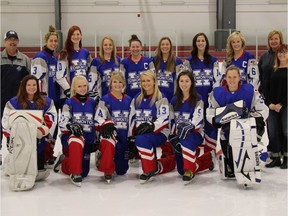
[88,90,101,104]
[135,122,155,135]
[67,122,84,137]
[37,124,50,139]
[212,117,222,128]
[6,136,13,154]
[64,88,71,98]
[127,136,138,159]
[168,134,181,153]
[101,122,117,139]
[176,121,195,140]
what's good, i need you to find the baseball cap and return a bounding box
[4,30,19,40]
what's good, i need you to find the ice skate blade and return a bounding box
[71,180,82,187]
[140,176,154,184]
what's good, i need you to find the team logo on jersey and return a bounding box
[128,71,141,89]
[71,59,88,76]
[49,64,57,81]
[135,109,152,125]
[157,70,173,88]
[193,69,212,86]
[112,110,129,129]
[174,112,190,123]
[102,69,112,87]
[73,112,94,132]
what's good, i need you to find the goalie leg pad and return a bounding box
[229,118,261,186]
[9,122,38,191]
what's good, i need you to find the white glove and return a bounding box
[37,125,49,139]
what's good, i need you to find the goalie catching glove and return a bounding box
[135,122,154,135]
[101,121,117,138]
[176,121,195,139]
[37,124,49,139]
[67,122,84,137]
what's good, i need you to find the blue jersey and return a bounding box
[59,96,97,144]
[31,51,60,103]
[129,93,169,137]
[184,56,220,107]
[95,93,131,142]
[120,56,155,98]
[222,51,259,88]
[206,84,269,126]
[170,96,204,136]
[152,56,184,101]
[58,48,92,83]
[89,56,121,96]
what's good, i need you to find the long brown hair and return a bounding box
[274,44,288,71]
[59,25,83,63]
[154,37,175,73]
[174,70,199,109]
[16,75,47,109]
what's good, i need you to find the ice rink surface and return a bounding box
[1,140,287,216]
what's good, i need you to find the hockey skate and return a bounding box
[140,171,155,184]
[53,153,65,173]
[209,151,216,171]
[95,150,101,168]
[70,174,82,187]
[104,174,113,183]
[45,156,57,169]
[182,170,195,185]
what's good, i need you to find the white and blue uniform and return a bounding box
[129,93,169,173]
[59,96,97,177]
[31,49,60,105]
[184,56,221,151]
[206,84,269,141]
[170,96,204,174]
[120,56,155,98]
[2,96,57,153]
[95,93,131,175]
[221,51,259,89]
[152,56,184,101]
[89,56,121,97]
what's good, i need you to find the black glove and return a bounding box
[64,89,71,98]
[88,90,100,104]
[212,117,222,128]
[176,121,195,139]
[168,134,181,153]
[127,136,138,159]
[101,122,117,139]
[67,122,84,137]
[6,136,13,154]
[135,122,155,135]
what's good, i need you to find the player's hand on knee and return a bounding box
[37,125,49,139]
[101,121,117,139]
[135,122,154,135]
[176,121,195,139]
[67,122,84,137]
[168,134,181,153]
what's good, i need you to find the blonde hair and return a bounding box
[44,25,58,43]
[136,70,162,107]
[109,71,126,90]
[267,30,284,50]
[226,32,246,65]
[99,36,119,65]
[70,75,89,97]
